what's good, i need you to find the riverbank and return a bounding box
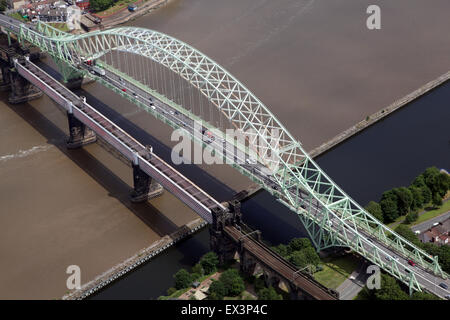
[63,218,206,300]
[240,71,450,200]
[309,71,450,158]
[82,0,169,31]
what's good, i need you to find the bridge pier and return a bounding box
[7,64,42,104]
[0,65,11,91]
[66,110,97,149]
[130,164,163,203]
[65,76,85,90]
[210,206,239,265]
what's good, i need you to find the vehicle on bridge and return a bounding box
[2,15,448,298]
[91,66,105,76]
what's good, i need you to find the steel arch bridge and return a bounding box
[2,19,448,295]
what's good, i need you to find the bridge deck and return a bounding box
[224,225,337,300]
[15,58,224,223]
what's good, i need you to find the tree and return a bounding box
[257,286,282,300]
[200,252,219,275]
[192,263,204,277]
[394,225,421,247]
[411,292,439,300]
[219,269,245,296]
[355,286,374,300]
[420,185,432,205]
[302,246,320,267]
[0,0,7,12]
[423,243,450,274]
[166,287,177,296]
[90,0,114,12]
[437,172,450,196]
[423,167,441,195]
[209,280,226,300]
[408,186,424,210]
[365,201,383,222]
[174,269,192,289]
[374,274,409,300]
[404,212,418,224]
[432,193,442,208]
[393,187,413,216]
[380,197,399,223]
[288,238,312,252]
[253,277,265,293]
[272,244,290,257]
[289,250,308,268]
[412,174,426,188]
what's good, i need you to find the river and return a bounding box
[91,43,450,301]
[0,0,449,299]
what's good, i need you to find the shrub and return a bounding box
[174,269,192,289]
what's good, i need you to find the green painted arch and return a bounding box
[14,21,446,288]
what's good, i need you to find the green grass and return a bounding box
[48,23,70,33]
[313,255,360,289]
[411,200,450,226]
[96,0,138,16]
[8,12,28,23]
[386,200,450,228]
[158,287,190,300]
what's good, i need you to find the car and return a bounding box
[404,268,411,273]
[408,260,416,267]
[151,105,156,110]
[439,283,448,290]
[385,256,392,261]
[175,111,180,115]
[445,295,450,300]
[132,92,137,96]
[392,256,399,261]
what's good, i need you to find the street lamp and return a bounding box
[292,265,312,282]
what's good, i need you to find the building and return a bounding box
[75,0,89,10]
[419,219,450,245]
[7,0,26,10]
[66,5,81,30]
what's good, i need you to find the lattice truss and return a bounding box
[15,22,447,292]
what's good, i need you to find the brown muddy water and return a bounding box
[0,0,449,298]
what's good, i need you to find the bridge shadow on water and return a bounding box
[74,88,310,245]
[4,97,179,237]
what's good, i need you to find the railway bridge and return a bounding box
[0,14,449,298]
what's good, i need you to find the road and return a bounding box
[336,261,369,300]
[411,210,450,234]
[1,14,448,299]
[83,62,450,299]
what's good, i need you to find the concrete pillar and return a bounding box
[130,164,163,203]
[0,65,11,91]
[65,76,84,90]
[66,111,97,149]
[229,200,242,225]
[209,207,238,265]
[7,67,42,104]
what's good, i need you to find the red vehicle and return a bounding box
[121,88,127,92]
[408,260,416,267]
